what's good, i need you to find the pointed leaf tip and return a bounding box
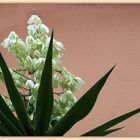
[52,29,54,34]
[35,30,54,135]
[82,108,140,136]
[107,65,116,75]
[47,66,115,136]
[99,127,124,136]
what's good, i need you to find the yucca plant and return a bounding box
[0,32,140,136]
[0,29,140,136]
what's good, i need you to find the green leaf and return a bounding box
[0,111,22,135]
[82,108,140,136]
[0,71,4,81]
[34,30,54,135]
[0,95,27,135]
[94,127,124,136]
[0,121,11,136]
[47,66,115,136]
[0,53,33,135]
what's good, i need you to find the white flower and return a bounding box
[35,39,42,45]
[52,59,58,70]
[34,83,39,90]
[60,90,77,104]
[26,36,35,45]
[36,58,45,64]
[54,116,61,122]
[17,40,25,49]
[15,80,22,87]
[39,24,49,34]
[75,76,85,86]
[32,58,45,70]
[34,50,40,56]
[1,15,85,125]
[60,67,84,92]
[27,25,36,36]
[26,55,32,64]
[31,83,40,97]
[27,15,42,26]
[26,80,34,89]
[1,38,11,48]
[52,73,59,88]
[29,95,36,104]
[1,32,18,48]
[56,41,64,51]
[8,31,18,40]
[46,37,51,46]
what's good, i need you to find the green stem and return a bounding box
[12,69,35,82]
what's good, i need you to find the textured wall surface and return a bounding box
[0,4,140,136]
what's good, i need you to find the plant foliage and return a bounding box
[0,31,139,136]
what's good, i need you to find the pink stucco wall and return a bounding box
[0,4,140,136]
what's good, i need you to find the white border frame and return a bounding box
[0,0,139,3]
[0,1,139,139]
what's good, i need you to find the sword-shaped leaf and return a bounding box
[0,121,11,136]
[82,108,140,136]
[47,66,115,136]
[93,127,124,136]
[0,95,27,135]
[0,111,22,135]
[0,53,32,135]
[34,30,54,135]
[0,71,4,81]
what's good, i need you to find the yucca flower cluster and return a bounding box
[0,15,84,128]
